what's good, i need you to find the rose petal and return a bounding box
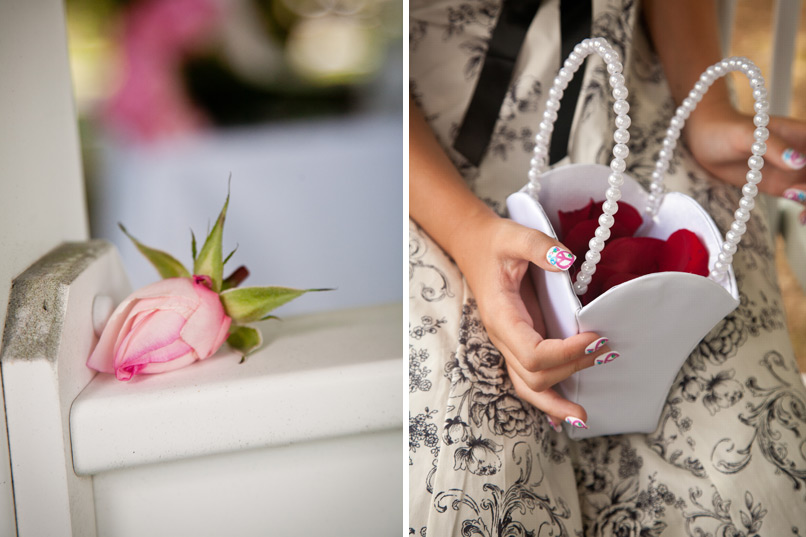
[558,198,594,238]
[86,295,140,374]
[592,201,643,237]
[116,339,194,381]
[181,281,231,359]
[598,237,664,275]
[114,309,187,372]
[659,229,709,276]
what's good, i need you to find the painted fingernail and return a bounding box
[565,416,588,429]
[585,337,609,354]
[545,416,562,433]
[595,352,620,365]
[547,246,575,270]
[782,149,806,170]
[783,188,806,203]
[800,209,806,226]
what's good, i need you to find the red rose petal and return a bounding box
[592,201,643,237]
[658,229,710,276]
[563,219,600,262]
[598,236,664,275]
[558,198,594,238]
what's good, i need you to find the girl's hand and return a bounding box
[452,211,617,430]
[685,104,806,211]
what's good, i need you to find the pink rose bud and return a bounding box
[87,277,232,381]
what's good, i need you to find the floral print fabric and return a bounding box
[409,0,806,535]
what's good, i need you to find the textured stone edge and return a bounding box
[1,240,112,363]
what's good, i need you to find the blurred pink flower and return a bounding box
[103,0,220,140]
[88,276,232,380]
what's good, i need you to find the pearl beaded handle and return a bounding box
[647,56,767,282]
[527,37,631,296]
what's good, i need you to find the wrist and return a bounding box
[446,204,498,275]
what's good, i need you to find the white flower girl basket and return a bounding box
[506,38,769,439]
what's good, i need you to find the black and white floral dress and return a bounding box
[409,0,806,535]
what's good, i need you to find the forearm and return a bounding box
[409,101,498,265]
[642,0,733,120]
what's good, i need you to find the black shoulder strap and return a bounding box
[452,0,592,167]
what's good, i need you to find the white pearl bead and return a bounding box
[675,107,691,120]
[666,127,680,139]
[688,89,702,102]
[607,62,623,75]
[613,143,629,159]
[603,51,615,63]
[753,100,769,113]
[751,142,766,156]
[713,260,727,273]
[567,52,581,64]
[527,183,540,199]
[589,237,605,252]
[650,183,664,195]
[549,87,563,100]
[602,200,619,215]
[662,137,677,150]
[608,173,624,187]
[553,76,568,90]
[753,113,769,127]
[726,230,740,243]
[722,242,737,255]
[530,157,545,168]
[609,74,625,87]
[750,77,765,88]
[558,67,572,81]
[739,197,755,211]
[615,115,631,129]
[752,88,768,100]
[682,97,694,110]
[594,227,611,241]
[651,171,663,183]
[718,252,733,265]
[753,127,769,141]
[614,128,630,144]
[728,58,739,69]
[605,187,621,202]
[714,64,725,76]
[591,38,605,48]
[574,44,586,55]
[700,72,714,85]
[731,220,747,234]
[533,144,548,157]
[612,86,628,100]
[573,282,588,295]
[528,169,539,181]
[748,155,764,170]
[655,159,667,171]
[543,109,558,122]
[706,66,717,79]
[598,214,614,228]
[670,117,684,130]
[610,158,626,173]
[577,272,593,285]
[694,81,707,93]
[613,99,629,115]
[546,99,560,111]
[734,208,750,223]
[585,250,601,264]
[746,170,762,184]
[658,149,671,161]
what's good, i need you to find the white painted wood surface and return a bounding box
[0,1,88,534]
[93,429,402,537]
[1,242,131,537]
[71,303,402,474]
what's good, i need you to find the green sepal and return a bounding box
[220,286,330,323]
[191,229,198,262]
[227,325,263,362]
[194,188,229,292]
[119,224,191,279]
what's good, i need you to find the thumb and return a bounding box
[760,132,806,174]
[511,225,577,272]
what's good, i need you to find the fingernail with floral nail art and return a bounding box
[547,246,575,270]
[585,337,608,354]
[783,188,806,204]
[565,416,587,429]
[545,416,562,433]
[783,149,806,170]
[595,352,619,366]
